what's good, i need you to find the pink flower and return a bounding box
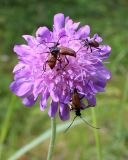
[10,13,111,120]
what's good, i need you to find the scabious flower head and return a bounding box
[10,13,111,120]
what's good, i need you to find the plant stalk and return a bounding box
[47,116,56,160]
[91,108,103,160]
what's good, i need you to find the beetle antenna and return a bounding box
[36,40,49,49]
[64,115,77,133]
[42,41,49,48]
[57,34,68,44]
[68,38,80,43]
[80,116,100,129]
[40,35,68,46]
[76,46,83,53]
[76,39,89,53]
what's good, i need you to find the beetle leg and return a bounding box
[43,61,47,72]
[86,104,94,108]
[42,52,50,72]
[62,56,69,70]
[79,95,85,100]
[86,45,89,51]
[96,47,101,51]
[57,53,60,58]
[90,46,92,52]
[68,103,74,111]
[57,57,63,70]
[87,46,92,52]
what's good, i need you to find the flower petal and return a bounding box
[93,34,102,43]
[36,27,51,43]
[77,25,90,38]
[97,68,111,80]
[22,35,36,47]
[13,63,25,73]
[73,22,80,30]
[48,100,58,117]
[10,79,33,98]
[50,89,59,102]
[59,103,70,120]
[99,45,111,59]
[93,80,106,92]
[53,13,64,34]
[87,95,96,106]
[40,89,50,111]
[22,94,36,107]
[80,101,86,109]
[13,45,30,56]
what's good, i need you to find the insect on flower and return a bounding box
[65,88,100,132]
[42,36,76,71]
[68,36,100,53]
[10,13,111,122]
[80,38,100,52]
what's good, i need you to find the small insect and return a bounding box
[42,36,76,71]
[81,38,100,52]
[68,37,100,53]
[65,88,100,132]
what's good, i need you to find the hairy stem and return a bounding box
[47,117,56,160]
[91,108,103,160]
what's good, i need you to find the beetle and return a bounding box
[81,38,100,52]
[42,36,76,71]
[68,37,100,53]
[65,88,100,132]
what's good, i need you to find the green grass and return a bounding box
[0,0,128,159]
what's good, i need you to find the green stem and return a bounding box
[47,116,56,160]
[115,74,128,160]
[0,95,16,159]
[8,119,84,160]
[91,108,103,160]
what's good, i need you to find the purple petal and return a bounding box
[13,45,30,56]
[80,101,86,109]
[48,100,58,117]
[77,25,90,38]
[53,13,64,33]
[73,22,80,30]
[14,68,31,81]
[22,35,36,47]
[93,80,106,92]
[87,95,96,106]
[100,45,111,59]
[58,28,66,38]
[65,19,75,36]
[22,94,36,107]
[59,103,70,121]
[98,68,111,80]
[50,90,59,102]
[93,34,102,43]
[10,79,33,98]
[63,95,71,104]
[87,81,98,93]
[13,63,25,73]
[40,89,50,111]
[33,79,44,100]
[36,27,51,43]
[14,70,31,81]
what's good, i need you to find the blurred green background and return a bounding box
[0,0,128,159]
